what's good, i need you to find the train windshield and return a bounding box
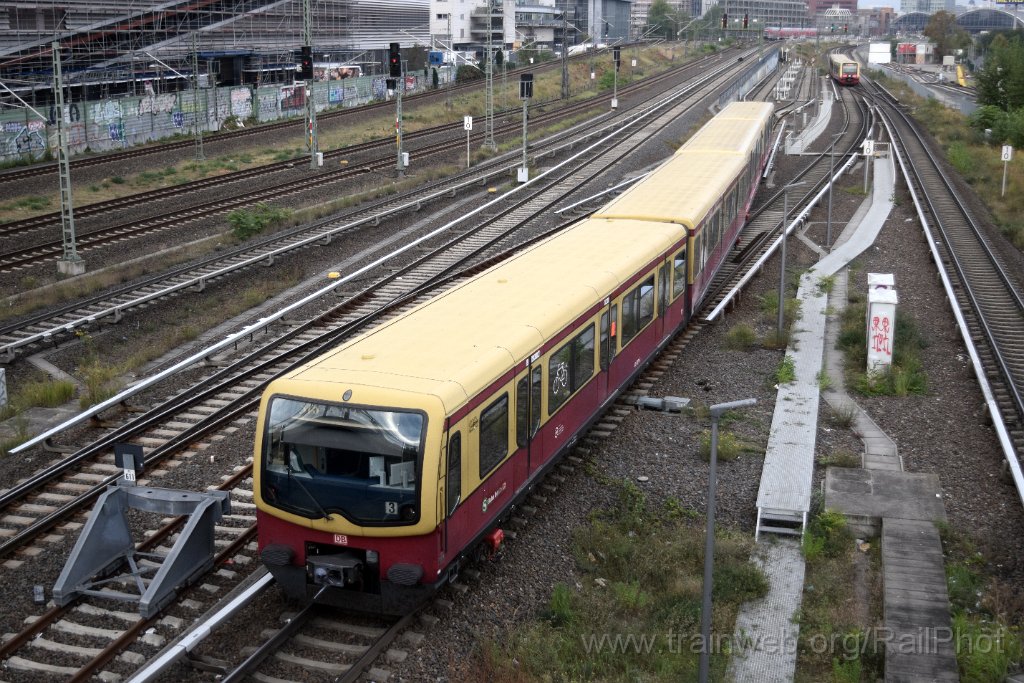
[260,397,425,526]
[842,64,858,75]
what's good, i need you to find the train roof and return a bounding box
[830,53,855,63]
[268,100,773,416]
[274,218,683,414]
[591,101,773,227]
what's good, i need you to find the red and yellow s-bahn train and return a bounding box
[829,53,860,86]
[253,101,775,614]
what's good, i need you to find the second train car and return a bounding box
[253,101,775,614]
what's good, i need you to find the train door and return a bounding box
[656,261,670,342]
[515,358,542,487]
[441,427,465,566]
[598,300,617,401]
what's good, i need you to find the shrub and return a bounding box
[776,356,796,384]
[725,323,757,350]
[699,429,745,462]
[803,509,851,562]
[228,202,291,240]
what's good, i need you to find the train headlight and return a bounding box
[366,550,379,564]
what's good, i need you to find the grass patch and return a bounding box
[227,202,292,240]
[725,323,757,350]
[775,356,796,384]
[796,508,884,681]
[463,480,768,681]
[0,418,31,457]
[817,450,861,468]
[698,428,757,462]
[829,402,857,429]
[816,370,833,391]
[77,356,123,409]
[937,523,1024,681]
[0,375,76,421]
[837,301,927,396]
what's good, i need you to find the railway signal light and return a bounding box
[613,46,621,72]
[743,14,748,29]
[844,24,848,33]
[721,13,728,29]
[299,45,313,80]
[388,42,402,78]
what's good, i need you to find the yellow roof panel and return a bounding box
[593,101,773,226]
[283,218,684,414]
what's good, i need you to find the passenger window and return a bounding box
[621,277,655,345]
[479,394,509,477]
[672,249,687,298]
[515,366,542,447]
[447,432,461,515]
[548,324,596,415]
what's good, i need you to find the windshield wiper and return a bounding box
[287,468,333,521]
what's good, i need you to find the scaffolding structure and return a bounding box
[0,0,429,105]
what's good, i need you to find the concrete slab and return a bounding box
[824,468,946,523]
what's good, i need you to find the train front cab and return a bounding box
[255,387,450,615]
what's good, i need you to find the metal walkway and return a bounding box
[754,146,896,539]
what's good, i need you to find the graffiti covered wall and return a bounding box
[0,71,441,164]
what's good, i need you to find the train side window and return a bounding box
[621,276,655,345]
[515,366,542,447]
[479,393,509,477]
[447,432,461,515]
[672,248,686,298]
[548,324,596,415]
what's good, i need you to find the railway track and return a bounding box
[870,81,1024,495]
[0,50,612,186]
[0,58,759,680]
[0,58,689,248]
[0,49,758,364]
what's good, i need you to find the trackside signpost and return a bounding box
[464,115,473,168]
[1002,145,1013,197]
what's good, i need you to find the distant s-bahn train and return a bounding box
[829,54,860,85]
[253,101,775,614]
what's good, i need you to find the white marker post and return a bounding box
[464,115,473,168]
[1002,145,1013,197]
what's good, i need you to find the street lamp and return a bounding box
[778,181,806,339]
[826,132,842,249]
[698,398,757,683]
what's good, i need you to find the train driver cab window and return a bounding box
[621,276,655,346]
[260,397,424,525]
[672,248,687,299]
[516,366,542,447]
[548,324,596,414]
[447,432,461,515]
[479,394,509,477]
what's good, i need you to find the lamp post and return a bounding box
[698,398,757,683]
[826,132,842,250]
[778,181,805,339]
